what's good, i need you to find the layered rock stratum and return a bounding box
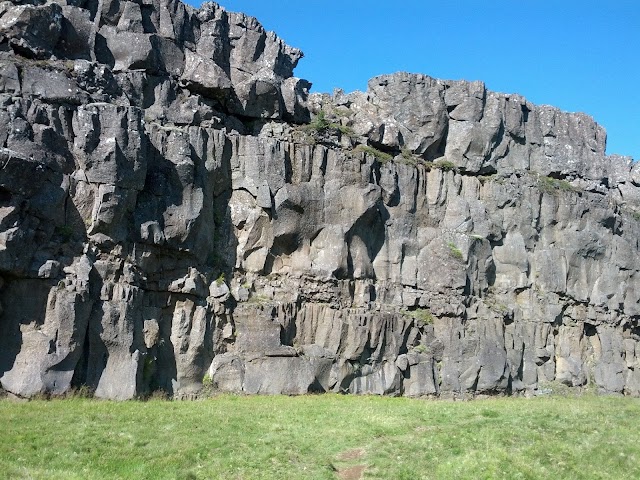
[1,0,639,399]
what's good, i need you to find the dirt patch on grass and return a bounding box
[337,464,366,480]
[335,448,367,479]
[337,448,366,461]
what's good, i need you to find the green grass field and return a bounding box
[1,393,639,479]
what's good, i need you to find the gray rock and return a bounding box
[209,353,244,393]
[209,279,230,300]
[355,73,448,158]
[0,2,62,59]
[151,36,185,77]
[256,181,272,209]
[404,358,439,397]
[180,49,232,96]
[21,65,86,105]
[72,104,147,189]
[56,5,93,60]
[99,27,154,72]
[243,356,332,394]
[0,62,20,94]
[0,0,638,401]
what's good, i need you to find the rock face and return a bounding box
[1,0,639,399]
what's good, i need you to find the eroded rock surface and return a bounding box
[0,0,639,399]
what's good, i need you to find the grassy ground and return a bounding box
[1,393,639,479]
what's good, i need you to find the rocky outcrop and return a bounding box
[0,0,639,400]
[0,0,309,122]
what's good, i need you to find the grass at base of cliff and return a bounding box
[1,394,639,480]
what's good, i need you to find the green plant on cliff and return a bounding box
[334,123,355,137]
[308,109,331,132]
[537,175,574,194]
[618,207,640,223]
[478,173,503,185]
[199,373,215,399]
[399,148,420,166]
[406,308,435,326]
[433,159,458,172]
[353,144,393,163]
[15,57,76,76]
[300,110,356,142]
[447,242,464,261]
[401,148,413,160]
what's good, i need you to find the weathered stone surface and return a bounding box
[351,73,449,158]
[180,49,231,96]
[56,6,93,60]
[0,2,62,59]
[0,61,20,94]
[0,0,638,401]
[22,65,86,104]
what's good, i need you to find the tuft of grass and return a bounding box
[215,273,225,286]
[199,374,215,398]
[399,148,419,166]
[146,389,171,401]
[353,144,393,163]
[401,148,413,160]
[538,175,574,194]
[1,395,640,479]
[15,57,76,76]
[64,386,94,399]
[447,241,464,261]
[433,159,458,172]
[486,296,509,315]
[335,124,355,137]
[301,110,356,140]
[406,308,435,326]
[413,344,430,354]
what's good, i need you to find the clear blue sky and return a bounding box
[191,1,639,160]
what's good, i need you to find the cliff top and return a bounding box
[0,0,637,187]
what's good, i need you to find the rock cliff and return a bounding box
[1,0,639,399]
